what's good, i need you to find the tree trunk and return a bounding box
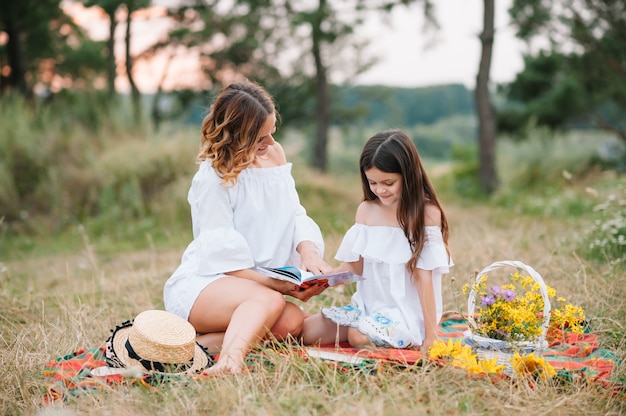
[125,5,141,122]
[311,0,330,172]
[475,0,498,193]
[150,49,175,131]
[106,8,118,98]
[3,17,30,97]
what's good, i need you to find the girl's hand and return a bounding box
[420,336,437,355]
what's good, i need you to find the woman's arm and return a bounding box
[227,267,327,301]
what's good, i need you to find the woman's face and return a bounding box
[255,112,277,157]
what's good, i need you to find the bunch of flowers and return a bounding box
[428,339,507,375]
[463,271,586,343]
[546,295,587,341]
[428,339,556,380]
[510,352,556,381]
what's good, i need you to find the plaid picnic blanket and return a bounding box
[42,346,216,403]
[309,311,623,388]
[42,311,623,403]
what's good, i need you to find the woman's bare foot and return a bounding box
[203,361,244,376]
[202,351,248,376]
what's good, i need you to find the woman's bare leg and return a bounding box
[195,332,225,353]
[301,313,348,346]
[188,277,287,374]
[195,302,304,353]
[270,302,305,339]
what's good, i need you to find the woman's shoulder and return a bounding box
[194,160,220,182]
[267,142,287,166]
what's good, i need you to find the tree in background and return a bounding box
[139,0,437,171]
[0,0,63,96]
[284,0,370,171]
[124,0,152,121]
[81,0,152,122]
[81,0,122,98]
[501,0,626,147]
[280,0,436,171]
[0,0,105,98]
[475,0,498,193]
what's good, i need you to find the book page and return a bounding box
[257,266,363,287]
[256,266,301,284]
[300,270,363,287]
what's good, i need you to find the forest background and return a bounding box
[1,0,625,415]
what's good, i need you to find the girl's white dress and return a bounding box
[321,224,453,348]
[164,160,324,320]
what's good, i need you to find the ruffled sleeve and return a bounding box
[292,200,325,262]
[417,226,453,275]
[187,162,255,275]
[335,224,452,273]
[335,224,412,264]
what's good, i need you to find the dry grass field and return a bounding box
[1,171,625,416]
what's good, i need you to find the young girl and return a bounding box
[302,129,453,353]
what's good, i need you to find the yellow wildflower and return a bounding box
[510,352,556,380]
[474,356,507,375]
[428,339,466,360]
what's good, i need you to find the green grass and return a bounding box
[1,97,625,415]
[2,160,625,415]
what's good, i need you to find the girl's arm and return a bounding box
[414,268,438,354]
[415,202,444,353]
[332,258,363,277]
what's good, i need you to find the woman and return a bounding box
[164,81,332,374]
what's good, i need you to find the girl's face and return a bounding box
[365,167,402,207]
[255,112,277,157]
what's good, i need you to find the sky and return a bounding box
[355,0,526,88]
[63,0,527,92]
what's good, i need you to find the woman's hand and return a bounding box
[268,279,328,301]
[288,282,328,302]
[297,241,332,275]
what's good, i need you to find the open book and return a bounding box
[256,265,363,288]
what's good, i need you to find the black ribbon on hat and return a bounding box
[125,339,193,373]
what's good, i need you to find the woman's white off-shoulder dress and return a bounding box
[321,224,453,348]
[164,160,325,320]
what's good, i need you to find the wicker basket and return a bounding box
[464,260,551,372]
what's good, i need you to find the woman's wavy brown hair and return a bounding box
[359,129,450,275]
[198,81,278,185]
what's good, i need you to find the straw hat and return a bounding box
[105,310,210,375]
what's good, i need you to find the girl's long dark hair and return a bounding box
[359,129,449,274]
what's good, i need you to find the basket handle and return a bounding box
[466,260,551,340]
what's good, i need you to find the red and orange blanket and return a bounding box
[43,311,624,403]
